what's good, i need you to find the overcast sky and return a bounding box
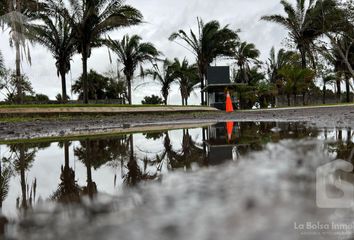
[0,0,288,104]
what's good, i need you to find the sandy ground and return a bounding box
[0,104,353,141]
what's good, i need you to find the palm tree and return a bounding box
[261,0,327,69]
[172,58,199,106]
[55,0,143,104]
[279,65,315,105]
[267,47,296,105]
[0,0,42,103]
[234,41,261,84]
[29,12,76,103]
[169,18,239,105]
[106,34,160,104]
[142,59,177,105]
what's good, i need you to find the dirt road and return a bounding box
[0,104,353,141]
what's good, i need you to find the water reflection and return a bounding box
[0,122,352,232]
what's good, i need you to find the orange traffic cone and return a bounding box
[226,91,234,113]
[226,121,234,142]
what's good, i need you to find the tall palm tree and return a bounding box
[234,41,260,84]
[172,58,199,106]
[169,18,239,105]
[55,0,143,104]
[106,34,160,104]
[142,59,177,105]
[261,0,328,69]
[0,0,42,103]
[29,12,76,103]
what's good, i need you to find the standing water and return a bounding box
[0,122,353,239]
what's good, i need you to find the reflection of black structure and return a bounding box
[204,122,325,166]
[204,123,240,165]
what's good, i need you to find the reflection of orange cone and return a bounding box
[226,91,234,113]
[226,121,234,142]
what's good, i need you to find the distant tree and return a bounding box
[55,0,143,104]
[172,58,199,106]
[234,41,261,84]
[106,34,160,104]
[34,93,50,102]
[142,59,178,105]
[29,8,76,103]
[72,69,128,102]
[266,47,297,105]
[0,70,34,103]
[170,18,239,105]
[279,65,315,106]
[141,95,164,105]
[72,70,109,101]
[0,0,43,103]
[56,93,70,103]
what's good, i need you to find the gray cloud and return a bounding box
[0,0,288,104]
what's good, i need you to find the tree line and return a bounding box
[0,0,353,107]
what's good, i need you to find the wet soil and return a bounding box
[0,105,353,141]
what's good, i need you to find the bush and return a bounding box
[141,95,164,105]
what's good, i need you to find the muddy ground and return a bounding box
[0,105,353,141]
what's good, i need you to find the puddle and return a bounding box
[0,122,353,239]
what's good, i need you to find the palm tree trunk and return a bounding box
[186,98,188,106]
[82,52,89,104]
[345,75,350,103]
[163,93,168,105]
[336,72,342,103]
[300,49,306,69]
[302,92,306,106]
[322,85,326,104]
[60,69,67,103]
[15,40,23,104]
[127,75,132,105]
[199,66,205,106]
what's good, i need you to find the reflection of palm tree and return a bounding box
[123,135,157,186]
[4,144,36,209]
[0,160,12,208]
[74,140,100,198]
[52,142,80,203]
[328,129,354,161]
[161,130,206,170]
